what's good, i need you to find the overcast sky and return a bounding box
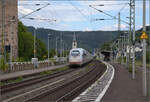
[18,0,150,31]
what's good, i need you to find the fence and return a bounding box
[0,57,68,73]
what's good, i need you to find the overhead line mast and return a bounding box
[89,5,129,25]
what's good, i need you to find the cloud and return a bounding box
[18,1,148,31]
[79,1,129,12]
[100,23,128,31]
[100,23,144,31]
[18,6,33,15]
[48,3,90,23]
[114,24,127,30]
[83,27,92,31]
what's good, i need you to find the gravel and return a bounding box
[72,61,114,102]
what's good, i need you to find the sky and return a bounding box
[18,0,150,31]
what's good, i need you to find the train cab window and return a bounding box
[71,50,80,56]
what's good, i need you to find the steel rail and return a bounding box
[24,60,106,102]
[1,68,75,94]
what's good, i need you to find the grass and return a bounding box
[39,66,70,76]
[0,76,23,86]
[40,70,53,76]
[51,66,69,72]
[0,82,5,86]
[128,64,137,73]
[136,61,150,69]
[117,57,126,64]
[128,60,150,73]
[88,63,95,67]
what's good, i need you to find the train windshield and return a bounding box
[71,50,80,56]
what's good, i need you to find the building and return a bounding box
[0,0,18,60]
[72,32,77,49]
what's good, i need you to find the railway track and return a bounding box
[1,68,75,94]
[24,60,106,102]
[2,61,96,102]
[1,60,106,102]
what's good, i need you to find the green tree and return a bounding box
[18,21,47,61]
[0,57,8,71]
[100,42,111,50]
[49,49,56,58]
[36,39,47,60]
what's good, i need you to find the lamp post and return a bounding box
[130,0,136,80]
[48,34,51,66]
[56,37,58,58]
[142,0,147,96]
[62,40,64,58]
[64,42,66,57]
[120,35,124,64]
[60,33,63,58]
[34,29,36,58]
[9,18,16,71]
[123,32,127,64]
[149,0,150,97]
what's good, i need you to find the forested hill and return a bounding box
[26,26,120,51]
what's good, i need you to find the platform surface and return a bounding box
[101,63,149,102]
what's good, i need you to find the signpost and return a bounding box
[142,0,147,96]
[140,34,148,96]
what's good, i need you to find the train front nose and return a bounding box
[69,49,82,66]
[69,57,81,64]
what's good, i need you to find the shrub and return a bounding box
[128,64,137,73]
[16,57,25,62]
[0,57,9,71]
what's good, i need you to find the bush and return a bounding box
[146,51,150,63]
[117,57,122,63]
[0,57,9,71]
[128,64,137,73]
[16,57,25,62]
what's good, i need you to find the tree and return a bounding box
[18,21,47,61]
[49,49,56,58]
[100,42,111,50]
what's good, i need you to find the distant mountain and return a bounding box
[26,26,120,52]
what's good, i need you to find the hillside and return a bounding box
[26,26,120,52]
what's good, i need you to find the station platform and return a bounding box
[101,63,149,102]
[0,64,68,81]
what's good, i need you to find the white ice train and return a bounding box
[69,48,93,66]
